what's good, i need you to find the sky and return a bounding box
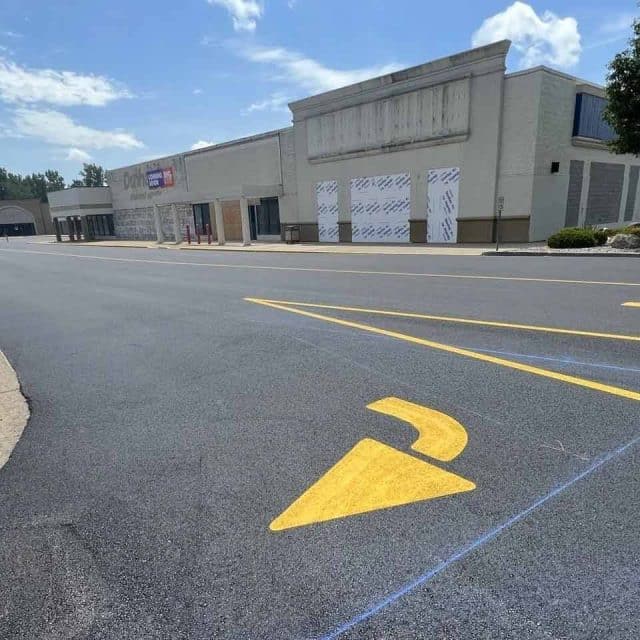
[0,0,637,182]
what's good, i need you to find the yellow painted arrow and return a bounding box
[270,438,475,531]
[367,397,468,462]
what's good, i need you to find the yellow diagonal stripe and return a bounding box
[245,297,640,403]
[367,397,468,461]
[246,299,640,343]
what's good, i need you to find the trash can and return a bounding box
[284,225,300,244]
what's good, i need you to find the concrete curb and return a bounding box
[483,251,640,258]
[28,241,494,257]
[0,350,29,471]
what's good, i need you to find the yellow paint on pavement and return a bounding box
[367,397,468,461]
[246,297,640,402]
[622,302,640,308]
[252,299,640,343]
[269,438,475,531]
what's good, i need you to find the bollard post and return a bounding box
[186,224,191,245]
[206,223,212,244]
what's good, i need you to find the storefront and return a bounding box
[49,41,640,245]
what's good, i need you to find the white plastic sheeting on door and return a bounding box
[316,180,339,242]
[350,173,411,243]
[427,167,460,243]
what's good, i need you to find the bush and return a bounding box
[548,228,596,248]
[593,229,608,245]
[602,226,640,238]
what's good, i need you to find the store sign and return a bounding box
[146,167,175,190]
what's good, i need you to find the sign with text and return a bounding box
[146,167,175,190]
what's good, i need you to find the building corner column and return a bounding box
[240,196,251,246]
[172,204,182,244]
[152,203,165,243]
[54,218,62,242]
[577,161,591,228]
[213,199,225,245]
[618,165,631,225]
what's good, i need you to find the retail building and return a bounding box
[50,41,640,244]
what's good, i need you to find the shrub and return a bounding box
[623,226,640,237]
[548,228,596,248]
[593,229,608,245]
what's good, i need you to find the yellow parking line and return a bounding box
[251,299,640,343]
[246,297,640,403]
[622,302,640,308]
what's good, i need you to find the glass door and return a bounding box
[192,203,211,234]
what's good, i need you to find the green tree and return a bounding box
[0,167,66,201]
[45,169,65,193]
[0,168,34,200]
[78,163,106,187]
[604,17,640,155]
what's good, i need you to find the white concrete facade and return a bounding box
[50,40,639,245]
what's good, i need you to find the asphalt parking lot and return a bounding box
[1,239,639,639]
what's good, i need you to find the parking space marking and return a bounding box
[622,301,640,307]
[249,299,640,343]
[3,247,640,287]
[465,347,640,375]
[367,397,468,461]
[246,298,640,402]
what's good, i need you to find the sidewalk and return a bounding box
[34,239,541,256]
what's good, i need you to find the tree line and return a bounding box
[0,163,106,203]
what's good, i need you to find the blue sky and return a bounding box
[0,0,637,182]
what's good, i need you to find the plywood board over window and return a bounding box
[350,173,411,243]
[427,167,460,243]
[316,181,339,242]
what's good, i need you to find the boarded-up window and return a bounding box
[585,162,624,225]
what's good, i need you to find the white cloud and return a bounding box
[246,92,290,113]
[207,0,263,32]
[241,45,402,94]
[472,2,581,68]
[190,139,215,150]
[0,57,132,106]
[2,30,22,38]
[66,147,92,162]
[193,88,203,95]
[12,108,144,149]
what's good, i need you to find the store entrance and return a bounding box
[0,223,36,236]
[254,198,280,239]
[192,203,211,235]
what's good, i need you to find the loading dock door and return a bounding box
[427,167,460,243]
